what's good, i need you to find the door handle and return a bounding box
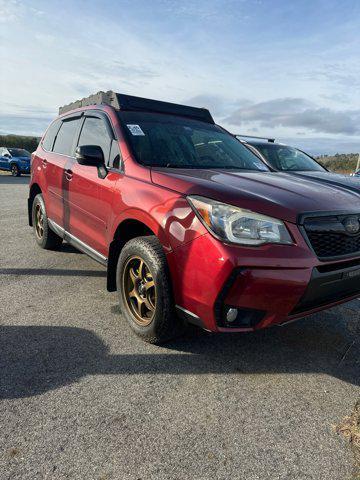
[64,169,73,181]
[42,159,47,168]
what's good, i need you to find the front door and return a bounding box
[65,113,121,257]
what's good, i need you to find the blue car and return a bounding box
[0,147,31,176]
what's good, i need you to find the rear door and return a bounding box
[45,116,82,228]
[65,111,121,256]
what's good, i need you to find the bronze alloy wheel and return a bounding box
[34,203,44,240]
[122,255,156,326]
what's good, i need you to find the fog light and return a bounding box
[226,307,238,323]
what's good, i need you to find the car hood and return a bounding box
[290,171,360,194]
[151,168,360,224]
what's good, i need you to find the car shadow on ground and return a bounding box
[0,268,106,277]
[0,175,30,185]
[1,306,359,399]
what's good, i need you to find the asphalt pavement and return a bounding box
[0,174,359,479]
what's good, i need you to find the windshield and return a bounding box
[8,148,30,158]
[119,112,269,171]
[251,144,325,172]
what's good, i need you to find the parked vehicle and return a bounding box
[0,147,31,176]
[28,91,360,343]
[237,136,360,192]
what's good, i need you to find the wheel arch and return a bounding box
[107,218,160,292]
[28,183,42,226]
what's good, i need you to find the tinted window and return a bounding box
[8,148,30,157]
[42,119,61,151]
[53,118,81,156]
[109,140,121,169]
[78,117,112,163]
[119,112,269,170]
[253,144,325,172]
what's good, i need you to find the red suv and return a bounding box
[28,91,360,343]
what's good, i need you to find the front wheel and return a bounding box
[116,236,183,344]
[11,164,20,177]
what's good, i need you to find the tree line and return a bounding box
[317,153,359,173]
[0,134,40,153]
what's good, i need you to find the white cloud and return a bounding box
[225,98,360,136]
[0,0,21,22]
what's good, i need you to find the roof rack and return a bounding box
[235,134,275,143]
[59,90,214,124]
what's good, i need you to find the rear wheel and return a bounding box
[11,164,20,177]
[117,236,183,343]
[32,194,63,249]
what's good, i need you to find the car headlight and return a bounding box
[188,195,293,246]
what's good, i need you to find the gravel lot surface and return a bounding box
[0,174,359,480]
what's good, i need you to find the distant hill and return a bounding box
[0,134,40,153]
[316,153,359,173]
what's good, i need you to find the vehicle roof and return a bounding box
[1,147,28,150]
[242,139,286,147]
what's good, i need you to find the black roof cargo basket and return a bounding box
[235,134,275,143]
[59,90,214,124]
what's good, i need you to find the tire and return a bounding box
[116,236,183,344]
[32,194,63,250]
[11,164,20,177]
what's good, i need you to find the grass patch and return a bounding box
[336,401,360,479]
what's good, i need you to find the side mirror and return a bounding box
[75,145,104,167]
[3,153,11,159]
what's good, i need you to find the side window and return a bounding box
[53,118,81,156]
[42,119,61,151]
[78,117,112,163]
[109,140,122,169]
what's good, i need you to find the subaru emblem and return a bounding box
[343,216,360,234]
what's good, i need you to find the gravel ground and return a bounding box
[0,174,359,480]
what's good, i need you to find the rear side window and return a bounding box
[78,117,112,163]
[42,119,61,151]
[53,118,81,156]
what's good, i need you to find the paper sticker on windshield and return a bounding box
[255,161,268,171]
[127,124,145,136]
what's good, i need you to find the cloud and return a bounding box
[225,98,360,135]
[157,0,250,21]
[307,63,360,88]
[0,0,20,22]
[280,137,360,156]
[0,110,54,136]
[184,94,234,116]
[0,0,43,23]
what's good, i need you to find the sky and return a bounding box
[1,0,360,155]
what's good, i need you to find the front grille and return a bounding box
[303,214,360,259]
[307,232,360,258]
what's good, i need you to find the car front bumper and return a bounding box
[167,227,360,332]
